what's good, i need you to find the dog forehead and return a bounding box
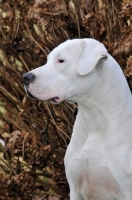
[47,39,83,60]
[47,39,106,61]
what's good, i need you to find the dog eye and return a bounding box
[58,59,64,63]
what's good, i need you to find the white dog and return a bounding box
[23,39,132,200]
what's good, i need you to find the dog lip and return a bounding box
[24,86,60,102]
[27,91,38,100]
[24,86,38,100]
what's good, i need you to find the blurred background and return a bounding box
[0,0,131,199]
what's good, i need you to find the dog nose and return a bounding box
[22,73,35,85]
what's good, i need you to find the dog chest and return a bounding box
[64,135,124,200]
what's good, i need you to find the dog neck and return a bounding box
[78,55,132,120]
[71,55,132,147]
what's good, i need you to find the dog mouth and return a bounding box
[49,97,60,103]
[24,86,60,103]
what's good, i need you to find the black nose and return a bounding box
[22,72,35,85]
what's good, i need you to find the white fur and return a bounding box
[25,39,132,199]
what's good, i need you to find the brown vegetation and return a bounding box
[0,0,132,199]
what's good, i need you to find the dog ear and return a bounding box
[76,39,108,76]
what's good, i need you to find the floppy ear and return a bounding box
[76,39,108,76]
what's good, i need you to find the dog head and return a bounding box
[23,39,107,103]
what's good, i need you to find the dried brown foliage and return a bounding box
[0,0,132,199]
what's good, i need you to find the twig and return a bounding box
[0,85,19,103]
[0,143,11,168]
[18,54,30,72]
[25,23,48,56]
[60,26,70,39]
[45,103,70,146]
[50,119,70,140]
[22,132,29,161]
